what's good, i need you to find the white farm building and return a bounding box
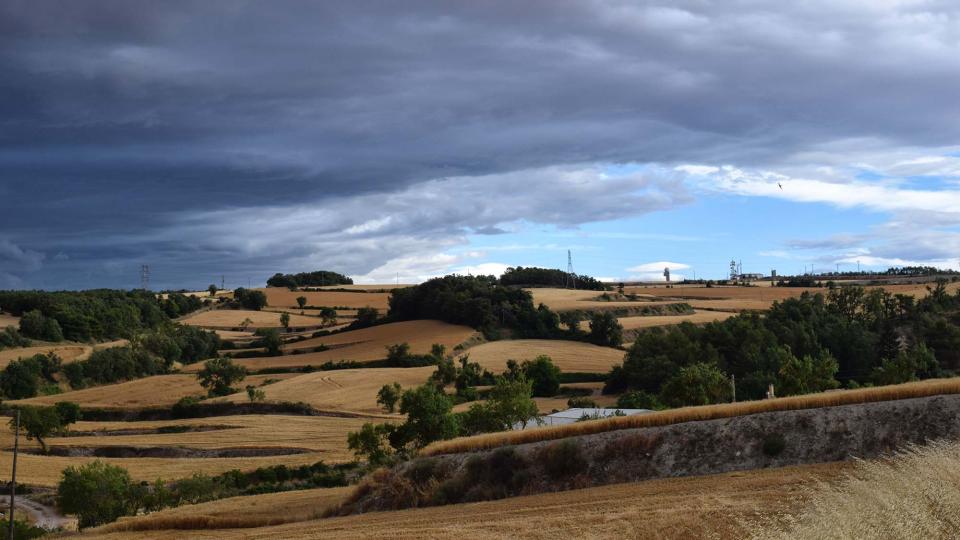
[514,408,652,430]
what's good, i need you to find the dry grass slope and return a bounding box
[259,288,390,310]
[424,377,960,456]
[618,309,735,330]
[180,310,322,329]
[748,440,960,539]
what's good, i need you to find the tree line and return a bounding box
[499,266,608,291]
[266,270,353,288]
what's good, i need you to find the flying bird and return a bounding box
[778,182,783,190]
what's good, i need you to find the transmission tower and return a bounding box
[140,265,150,291]
[729,259,738,281]
[565,250,577,289]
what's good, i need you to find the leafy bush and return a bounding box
[522,355,561,397]
[57,460,137,529]
[538,439,588,478]
[500,266,607,291]
[588,311,623,347]
[566,396,597,408]
[0,327,30,350]
[616,390,662,410]
[232,288,268,311]
[197,357,247,397]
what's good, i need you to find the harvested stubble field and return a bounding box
[618,309,736,330]
[624,281,960,312]
[12,373,295,409]
[220,367,435,414]
[82,461,849,539]
[190,320,477,372]
[259,288,390,310]
[46,414,371,455]
[180,310,322,330]
[458,339,624,373]
[425,377,960,456]
[527,288,675,312]
[95,486,353,533]
[0,311,19,327]
[0,339,128,368]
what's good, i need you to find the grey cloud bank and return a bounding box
[2,1,959,288]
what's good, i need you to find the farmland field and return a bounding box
[618,309,735,330]
[180,310,323,330]
[11,373,295,409]
[0,312,18,327]
[96,487,353,533]
[0,339,129,368]
[259,288,390,310]
[189,320,477,372]
[527,288,674,312]
[82,461,849,539]
[220,367,435,414]
[459,339,623,373]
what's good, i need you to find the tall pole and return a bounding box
[8,410,19,537]
[730,374,736,403]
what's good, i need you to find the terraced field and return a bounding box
[259,288,390,310]
[220,367,435,414]
[82,461,849,539]
[527,288,671,312]
[0,340,129,368]
[458,339,623,373]
[0,312,19,327]
[618,309,735,330]
[189,320,477,372]
[180,310,323,330]
[11,373,295,409]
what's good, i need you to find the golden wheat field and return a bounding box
[95,486,353,533]
[180,310,323,330]
[82,461,849,539]
[458,339,624,373]
[43,415,371,454]
[187,320,477,372]
[11,373,295,409]
[527,288,675,312]
[219,367,434,414]
[259,288,390,310]
[618,309,736,330]
[425,377,960,456]
[0,339,129,368]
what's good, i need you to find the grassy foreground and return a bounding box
[424,377,960,455]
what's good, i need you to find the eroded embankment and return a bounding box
[339,393,960,514]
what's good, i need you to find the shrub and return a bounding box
[522,355,561,397]
[538,439,587,478]
[567,396,597,408]
[57,461,136,529]
[0,518,46,539]
[588,311,623,347]
[197,357,247,397]
[616,390,663,410]
[245,385,266,402]
[376,382,402,413]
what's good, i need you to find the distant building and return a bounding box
[771,269,777,278]
[663,267,671,282]
[513,408,653,430]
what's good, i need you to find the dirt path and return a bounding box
[0,495,71,529]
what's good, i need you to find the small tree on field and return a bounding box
[320,307,338,327]
[13,402,80,453]
[246,385,266,402]
[588,311,623,347]
[522,355,561,397]
[397,384,459,448]
[256,328,282,356]
[279,312,291,330]
[355,307,379,327]
[660,362,730,407]
[296,296,307,310]
[208,284,218,297]
[347,423,395,466]
[197,357,247,397]
[239,317,254,331]
[559,311,582,333]
[57,460,136,530]
[376,382,402,413]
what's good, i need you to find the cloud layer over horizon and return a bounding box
[2,1,960,289]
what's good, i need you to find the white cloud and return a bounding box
[627,261,690,272]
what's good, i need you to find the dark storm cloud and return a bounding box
[2,1,959,287]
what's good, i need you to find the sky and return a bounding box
[2,1,960,290]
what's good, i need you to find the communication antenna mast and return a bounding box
[663,267,671,283]
[140,265,150,291]
[729,259,738,281]
[565,250,577,289]
[221,275,225,291]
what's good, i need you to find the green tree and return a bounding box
[397,384,458,448]
[872,344,939,386]
[376,382,402,413]
[484,375,538,429]
[14,404,79,453]
[777,350,840,396]
[57,460,136,529]
[208,284,218,297]
[197,357,247,397]
[659,362,730,407]
[279,312,291,329]
[431,357,457,385]
[616,390,663,410]
[233,288,268,310]
[588,311,623,347]
[0,358,41,399]
[522,355,561,397]
[320,307,338,327]
[245,385,266,402]
[559,311,582,332]
[296,296,307,310]
[256,328,282,355]
[355,307,379,327]
[18,309,63,342]
[346,422,395,466]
